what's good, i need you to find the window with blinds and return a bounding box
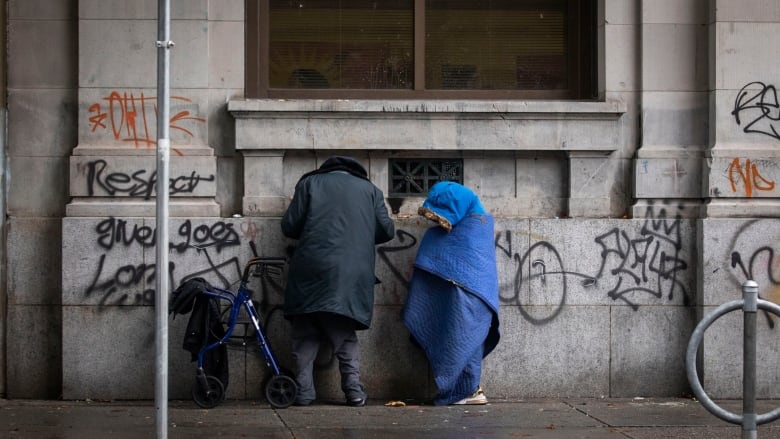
[269,0,414,89]
[426,0,567,91]
[247,0,596,99]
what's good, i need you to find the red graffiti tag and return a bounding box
[728,158,775,197]
[87,91,206,153]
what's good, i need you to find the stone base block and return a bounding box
[243,196,288,217]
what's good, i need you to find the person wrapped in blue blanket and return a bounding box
[403,181,500,405]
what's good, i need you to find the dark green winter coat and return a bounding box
[281,169,395,329]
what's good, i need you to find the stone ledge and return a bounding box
[228,98,625,117]
[65,198,221,217]
[706,143,780,158]
[703,199,780,218]
[72,144,214,157]
[230,99,625,152]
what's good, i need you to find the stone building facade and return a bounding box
[2,0,779,402]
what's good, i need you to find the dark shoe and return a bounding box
[346,397,366,407]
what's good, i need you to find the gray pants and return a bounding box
[290,313,366,404]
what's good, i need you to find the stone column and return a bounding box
[68,8,221,218]
[697,0,780,400]
[61,3,230,400]
[703,1,780,217]
[632,0,709,219]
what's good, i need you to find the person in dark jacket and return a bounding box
[281,156,395,407]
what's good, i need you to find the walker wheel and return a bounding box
[192,375,225,409]
[265,375,297,409]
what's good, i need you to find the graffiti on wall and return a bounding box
[83,217,287,312]
[88,91,205,151]
[369,202,692,326]
[490,202,690,324]
[726,158,777,197]
[83,159,216,199]
[726,219,780,327]
[732,81,780,141]
[596,202,689,307]
[75,211,776,333]
[376,229,418,292]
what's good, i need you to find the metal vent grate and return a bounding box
[389,158,463,197]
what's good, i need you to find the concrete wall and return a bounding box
[3,0,779,401]
[632,0,708,218]
[61,212,699,400]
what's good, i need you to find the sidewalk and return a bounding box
[2,397,780,438]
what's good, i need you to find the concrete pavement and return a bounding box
[2,397,780,438]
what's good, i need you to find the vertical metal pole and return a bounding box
[155,0,172,438]
[742,280,758,439]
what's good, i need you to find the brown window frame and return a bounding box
[246,0,597,100]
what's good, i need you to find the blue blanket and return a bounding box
[403,213,500,405]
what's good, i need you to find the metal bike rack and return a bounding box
[686,280,780,439]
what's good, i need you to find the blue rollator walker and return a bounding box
[176,243,297,409]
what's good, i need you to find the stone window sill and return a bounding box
[229,98,625,153]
